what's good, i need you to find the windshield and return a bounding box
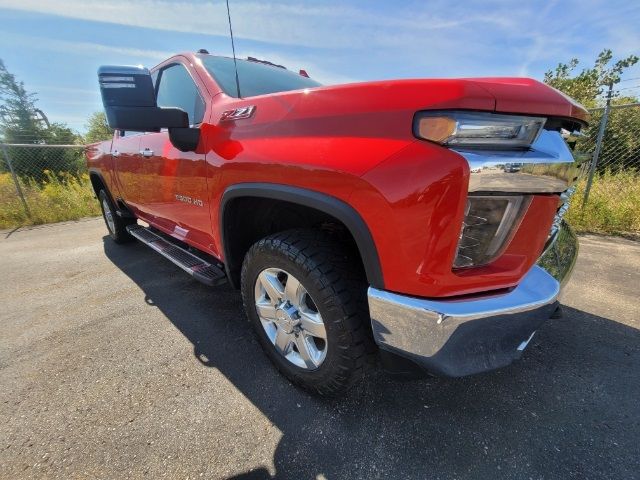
[199,55,322,98]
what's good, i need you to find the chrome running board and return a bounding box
[126,225,226,287]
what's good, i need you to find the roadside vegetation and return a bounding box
[1,59,110,229]
[566,172,640,235]
[0,171,100,229]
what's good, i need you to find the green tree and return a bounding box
[0,58,41,144]
[544,50,639,172]
[543,49,638,108]
[84,111,114,143]
[0,59,83,177]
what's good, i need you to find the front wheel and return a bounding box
[240,229,376,396]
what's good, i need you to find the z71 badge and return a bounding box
[175,194,204,207]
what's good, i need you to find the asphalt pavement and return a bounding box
[1,218,639,479]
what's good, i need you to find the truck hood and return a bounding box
[289,77,588,124]
[465,77,589,123]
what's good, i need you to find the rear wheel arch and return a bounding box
[89,170,121,210]
[220,183,384,290]
[89,170,108,199]
[89,170,133,217]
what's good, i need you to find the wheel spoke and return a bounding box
[259,271,284,304]
[254,267,327,370]
[295,335,319,369]
[102,199,115,232]
[274,327,292,355]
[299,311,326,339]
[284,275,301,306]
[255,302,276,320]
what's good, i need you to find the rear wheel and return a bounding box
[241,229,376,396]
[98,190,135,243]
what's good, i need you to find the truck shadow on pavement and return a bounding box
[104,239,640,480]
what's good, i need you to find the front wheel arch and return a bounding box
[219,183,384,290]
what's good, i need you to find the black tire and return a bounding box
[241,229,376,396]
[98,190,135,244]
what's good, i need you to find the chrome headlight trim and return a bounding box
[455,130,588,194]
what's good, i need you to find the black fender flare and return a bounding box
[89,169,134,218]
[220,183,384,289]
[88,169,114,202]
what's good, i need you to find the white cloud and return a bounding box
[0,30,171,61]
[38,37,170,61]
[3,0,636,83]
[1,0,637,60]
[0,0,535,50]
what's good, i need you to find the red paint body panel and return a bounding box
[88,52,588,298]
[468,77,589,123]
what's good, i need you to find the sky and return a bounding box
[0,0,639,132]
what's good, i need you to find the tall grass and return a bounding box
[0,171,100,229]
[566,170,640,235]
[0,170,638,236]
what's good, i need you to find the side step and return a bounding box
[126,225,226,286]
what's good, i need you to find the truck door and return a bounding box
[137,61,213,252]
[111,130,143,210]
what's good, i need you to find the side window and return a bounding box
[156,64,205,125]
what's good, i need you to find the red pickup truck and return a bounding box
[87,51,587,396]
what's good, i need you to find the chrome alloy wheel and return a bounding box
[254,268,327,370]
[102,197,116,234]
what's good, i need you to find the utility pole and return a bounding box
[583,82,613,207]
[1,143,31,218]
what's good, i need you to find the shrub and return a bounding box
[0,171,100,229]
[1,170,638,236]
[565,170,640,234]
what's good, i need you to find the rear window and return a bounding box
[199,55,322,98]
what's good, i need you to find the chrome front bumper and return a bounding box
[368,221,578,377]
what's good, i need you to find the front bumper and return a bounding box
[368,220,578,377]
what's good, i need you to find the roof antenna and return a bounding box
[225,0,241,98]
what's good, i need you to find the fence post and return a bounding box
[1,143,31,218]
[583,83,613,207]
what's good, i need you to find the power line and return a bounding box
[614,85,640,92]
[619,76,640,83]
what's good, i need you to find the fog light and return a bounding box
[454,195,528,268]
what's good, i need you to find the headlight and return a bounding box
[414,111,546,149]
[454,195,529,268]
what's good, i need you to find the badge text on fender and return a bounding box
[175,194,204,207]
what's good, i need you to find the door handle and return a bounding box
[139,148,154,157]
[112,149,120,157]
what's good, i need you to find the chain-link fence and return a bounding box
[1,105,639,233]
[566,103,640,234]
[0,143,100,229]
